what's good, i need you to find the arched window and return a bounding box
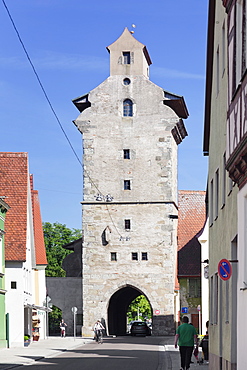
[123,99,133,117]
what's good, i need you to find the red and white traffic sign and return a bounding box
[218,259,232,281]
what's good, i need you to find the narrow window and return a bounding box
[215,169,219,220]
[216,46,220,95]
[209,179,214,226]
[222,153,226,208]
[123,52,130,64]
[142,252,148,261]
[222,21,226,75]
[111,252,117,261]
[124,180,131,190]
[189,278,201,298]
[11,281,17,289]
[225,280,229,323]
[125,219,131,230]
[210,276,213,325]
[123,99,133,117]
[123,149,130,159]
[132,252,138,261]
[214,274,219,324]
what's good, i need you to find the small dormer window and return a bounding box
[123,52,131,64]
[123,99,133,117]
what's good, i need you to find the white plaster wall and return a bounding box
[237,186,247,368]
[198,219,209,335]
[5,262,25,347]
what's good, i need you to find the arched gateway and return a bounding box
[107,285,152,336]
[72,28,188,337]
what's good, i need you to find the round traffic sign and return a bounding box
[218,259,232,281]
[155,310,160,315]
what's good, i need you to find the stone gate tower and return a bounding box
[73,28,188,336]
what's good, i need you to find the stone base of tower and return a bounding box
[81,326,94,337]
[152,315,175,336]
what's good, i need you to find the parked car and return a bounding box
[130,321,151,336]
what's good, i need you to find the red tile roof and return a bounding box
[30,175,47,266]
[177,190,206,277]
[0,153,28,261]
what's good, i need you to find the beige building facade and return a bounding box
[73,28,188,336]
[204,0,240,368]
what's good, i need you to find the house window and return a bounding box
[214,274,219,324]
[142,252,148,261]
[111,252,117,261]
[222,21,226,75]
[222,153,226,208]
[123,99,133,117]
[124,180,131,190]
[123,52,130,64]
[209,179,214,226]
[216,46,220,95]
[132,252,138,260]
[123,149,130,159]
[11,281,17,289]
[188,278,201,298]
[125,219,131,230]
[215,169,219,220]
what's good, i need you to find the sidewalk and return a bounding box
[0,336,92,369]
[162,336,209,370]
[0,336,209,370]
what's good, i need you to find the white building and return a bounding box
[0,153,47,347]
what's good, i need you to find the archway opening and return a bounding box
[107,285,152,336]
[127,294,152,330]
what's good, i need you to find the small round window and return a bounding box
[123,78,131,85]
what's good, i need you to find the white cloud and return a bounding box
[152,66,205,80]
[0,51,108,72]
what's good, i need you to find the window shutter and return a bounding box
[131,52,134,64]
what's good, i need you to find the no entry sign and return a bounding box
[218,259,232,281]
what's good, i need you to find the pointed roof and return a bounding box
[30,175,47,266]
[0,152,28,261]
[107,27,152,65]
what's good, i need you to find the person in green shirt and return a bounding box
[174,316,198,370]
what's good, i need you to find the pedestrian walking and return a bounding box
[174,316,198,370]
[59,319,67,338]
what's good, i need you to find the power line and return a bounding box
[2,0,122,236]
[2,0,82,168]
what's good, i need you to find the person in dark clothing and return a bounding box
[59,319,67,337]
[201,320,209,361]
[175,316,198,370]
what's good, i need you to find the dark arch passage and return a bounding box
[107,285,152,336]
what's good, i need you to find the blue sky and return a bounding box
[1,0,208,230]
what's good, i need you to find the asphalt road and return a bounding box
[21,336,168,370]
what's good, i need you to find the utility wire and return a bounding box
[2,0,82,167]
[2,0,121,236]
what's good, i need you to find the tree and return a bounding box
[43,222,82,277]
[127,295,152,322]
